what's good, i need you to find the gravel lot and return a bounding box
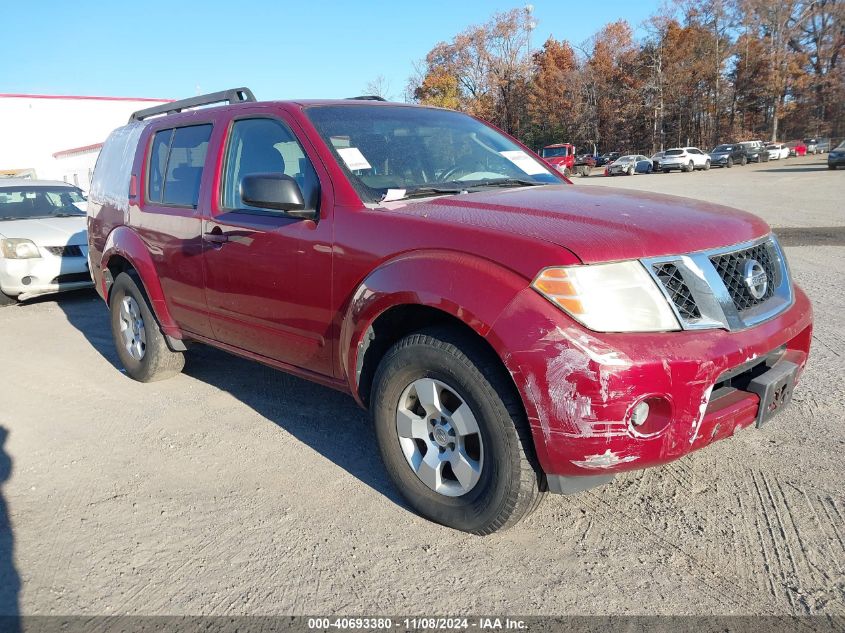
[0,153,843,617]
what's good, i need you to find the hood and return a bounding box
[0,216,87,246]
[386,185,770,264]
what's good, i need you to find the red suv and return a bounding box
[88,88,813,534]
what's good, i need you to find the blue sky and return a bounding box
[3,0,664,101]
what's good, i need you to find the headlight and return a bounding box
[0,238,41,259]
[532,262,680,332]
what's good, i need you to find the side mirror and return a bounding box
[240,173,316,220]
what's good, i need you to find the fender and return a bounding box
[101,225,181,338]
[340,249,531,403]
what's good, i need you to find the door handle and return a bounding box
[203,231,229,244]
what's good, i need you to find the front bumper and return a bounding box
[712,155,731,166]
[486,284,813,485]
[0,249,93,299]
[828,154,845,167]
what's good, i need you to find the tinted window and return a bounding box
[163,125,212,207]
[146,124,212,207]
[147,129,172,204]
[222,118,320,212]
[666,149,684,155]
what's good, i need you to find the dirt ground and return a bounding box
[0,154,842,617]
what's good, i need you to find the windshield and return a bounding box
[614,155,636,163]
[713,145,731,152]
[305,105,558,203]
[0,186,86,220]
[541,147,569,158]
[837,141,845,150]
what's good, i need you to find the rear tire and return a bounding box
[627,166,634,176]
[685,161,694,172]
[371,327,545,534]
[703,159,710,171]
[727,157,733,168]
[740,155,747,166]
[109,272,184,382]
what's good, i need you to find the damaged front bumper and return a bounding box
[486,284,813,493]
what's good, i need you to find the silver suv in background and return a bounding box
[659,147,711,172]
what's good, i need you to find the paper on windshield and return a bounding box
[337,147,372,171]
[382,189,407,202]
[499,150,546,175]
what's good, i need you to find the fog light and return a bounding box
[22,276,32,286]
[631,401,650,426]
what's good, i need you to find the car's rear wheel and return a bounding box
[109,272,184,382]
[703,159,711,171]
[727,157,733,168]
[371,327,544,534]
[740,155,747,166]
[685,160,694,172]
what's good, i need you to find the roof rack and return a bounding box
[346,95,387,101]
[128,87,256,123]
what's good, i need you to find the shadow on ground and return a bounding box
[758,164,832,173]
[50,291,405,507]
[0,425,20,626]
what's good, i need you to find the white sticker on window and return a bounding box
[500,150,546,175]
[337,147,372,171]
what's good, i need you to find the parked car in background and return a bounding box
[577,154,597,168]
[828,140,845,169]
[786,140,807,157]
[815,138,831,153]
[659,147,711,172]
[650,151,665,171]
[803,138,819,154]
[0,179,93,305]
[596,152,621,167]
[709,144,748,168]
[606,154,652,176]
[738,141,769,163]
[87,88,813,534]
[765,143,790,160]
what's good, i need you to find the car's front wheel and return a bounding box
[703,159,711,170]
[371,327,544,534]
[109,272,185,382]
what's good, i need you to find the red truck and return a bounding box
[88,88,812,534]
[540,143,594,177]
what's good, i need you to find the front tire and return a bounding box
[109,272,184,382]
[371,327,544,534]
[727,157,733,168]
[627,166,634,176]
[740,155,747,166]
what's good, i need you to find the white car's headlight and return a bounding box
[0,238,41,259]
[532,261,680,332]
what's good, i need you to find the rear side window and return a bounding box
[89,122,147,212]
[147,124,212,208]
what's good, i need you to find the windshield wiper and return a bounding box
[462,178,544,189]
[393,185,467,200]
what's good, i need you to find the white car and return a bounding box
[0,179,93,305]
[658,147,711,172]
[765,143,790,160]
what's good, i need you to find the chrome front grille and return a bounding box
[710,241,779,311]
[643,235,793,331]
[653,263,701,320]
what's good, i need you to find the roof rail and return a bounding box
[128,87,256,123]
[346,95,387,101]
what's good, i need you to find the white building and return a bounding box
[0,93,171,190]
